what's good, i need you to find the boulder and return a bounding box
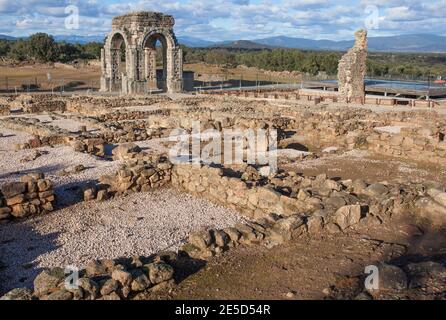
[111,270,132,287]
[427,188,446,208]
[366,183,389,197]
[33,268,66,296]
[131,272,151,292]
[334,205,363,230]
[0,288,33,300]
[77,278,99,300]
[415,197,446,227]
[188,230,214,250]
[100,278,119,296]
[112,143,141,160]
[145,262,174,285]
[374,263,408,292]
[41,289,73,300]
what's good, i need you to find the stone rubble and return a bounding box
[0,172,56,221]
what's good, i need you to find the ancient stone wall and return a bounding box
[338,30,367,100]
[84,152,172,201]
[366,126,446,164]
[0,173,55,221]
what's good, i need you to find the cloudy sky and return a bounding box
[0,0,445,41]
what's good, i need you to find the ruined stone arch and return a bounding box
[140,29,180,92]
[100,12,183,95]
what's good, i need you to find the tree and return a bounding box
[27,33,58,62]
[0,40,11,57]
[8,40,29,61]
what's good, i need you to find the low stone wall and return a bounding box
[15,135,68,150]
[8,94,66,113]
[172,164,384,221]
[0,172,56,221]
[366,126,446,164]
[0,253,176,300]
[70,137,107,158]
[84,155,172,201]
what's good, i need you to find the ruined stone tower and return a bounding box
[338,30,368,101]
[100,11,183,94]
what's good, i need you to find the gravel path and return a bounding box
[0,189,244,294]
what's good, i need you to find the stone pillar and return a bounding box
[100,48,108,92]
[338,29,367,101]
[167,47,183,93]
[145,48,157,89]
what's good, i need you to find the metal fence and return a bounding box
[0,76,100,94]
[0,72,441,95]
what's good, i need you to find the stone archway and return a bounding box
[100,12,183,94]
[103,31,128,92]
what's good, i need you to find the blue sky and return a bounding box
[0,0,445,41]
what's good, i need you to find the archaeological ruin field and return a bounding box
[0,10,445,303]
[0,90,445,300]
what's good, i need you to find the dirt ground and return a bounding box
[0,62,300,92]
[142,153,446,300]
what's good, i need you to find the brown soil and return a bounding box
[142,154,446,300]
[144,213,444,300]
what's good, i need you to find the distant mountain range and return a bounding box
[1,33,446,53]
[212,34,446,53]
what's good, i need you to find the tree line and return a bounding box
[1,32,445,80]
[0,33,102,63]
[182,47,446,80]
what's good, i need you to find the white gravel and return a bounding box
[0,126,245,295]
[0,142,120,207]
[0,128,33,151]
[0,189,244,294]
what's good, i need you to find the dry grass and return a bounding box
[0,61,301,92]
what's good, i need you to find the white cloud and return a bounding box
[0,0,445,40]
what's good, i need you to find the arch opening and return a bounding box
[143,33,169,92]
[109,32,127,91]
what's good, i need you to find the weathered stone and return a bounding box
[1,182,26,198]
[223,227,242,243]
[111,269,133,287]
[373,263,408,292]
[100,278,119,296]
[96,189,109,201]
[352,179,368,194]
[86,260,108,277]
[37,179,52,192]
[33,267,66,296]
[145,262,174,285]
[366,183,389,197]
[307,216,324,234]
[102,292,121,300]
[112,143,142,159]
[77,278,99,300]
[6,194,25,206]
[41,289,73,300]
[188,230,213,250]
[334,205,363,230]
[131,272,151,292]
[427,188,446,208]
[83,187,97,201]
[0,288,33,300]
[212,229,230,247]
[415,197,446,226]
